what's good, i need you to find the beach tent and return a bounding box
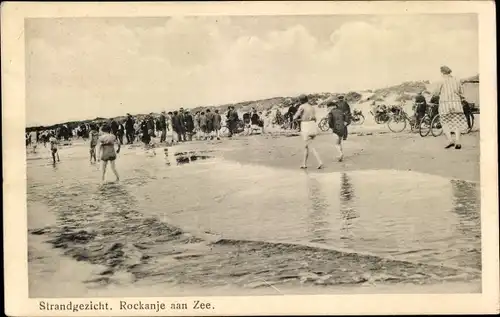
[461,75,480,112]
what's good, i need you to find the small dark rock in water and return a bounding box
[51,241,67,249]
[73,230,95,243]
[351,275,369,284]
[229,271,248,277]
[173,253,204,260]
[133,243,150,250]
[106,258,122,267]
[99,269,114,276]
[107,242,124,252]
[30,228,49,235]
[72,252,90,262]
[126,263,141,271]
[84,277,111,285]
[48,229,95,248]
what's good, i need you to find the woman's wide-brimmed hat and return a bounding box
[440,65,452,74]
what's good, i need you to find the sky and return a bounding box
[25,14,478,126]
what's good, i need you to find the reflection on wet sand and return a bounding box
[339,173,358,240]
[305,173,359,244]
[450,179,481,269]
[306,176,331,243]
[97,182,137,216]
[451,179,480,220]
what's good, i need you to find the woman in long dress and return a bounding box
[433,66,468,149]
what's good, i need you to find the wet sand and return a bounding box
[220,130,480,182]
[29,203,480,297]
[27,129,481,297]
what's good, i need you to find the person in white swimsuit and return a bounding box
[48,133,60,165]
[293,94,323,169]
[97,124,121,182]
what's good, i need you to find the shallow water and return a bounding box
[27,141,481,291]
[135,157,480,270]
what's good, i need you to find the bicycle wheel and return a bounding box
[318,118,330,132]
[430,114,443,137]
[419,115,431,137]
[388,115,407,133]
[352,114,365,125]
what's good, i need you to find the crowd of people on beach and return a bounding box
[26,65,476,179]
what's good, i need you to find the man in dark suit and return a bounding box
[159,111,167,143]
[125,113,135,144]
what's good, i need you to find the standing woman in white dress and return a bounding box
[433,66,468,149]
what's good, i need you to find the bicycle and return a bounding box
[387,108,417,133]
[351,110,365,125]
[371,109,391,124]
[430,114,443,137]
[220,120,245,137]
[418,105,439,137]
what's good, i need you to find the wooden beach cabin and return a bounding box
[461,74,480,114]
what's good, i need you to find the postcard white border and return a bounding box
[2,1,498,315]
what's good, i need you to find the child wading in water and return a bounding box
[49,133,60,165]
[89,124,99,163]
[97,124,121,182]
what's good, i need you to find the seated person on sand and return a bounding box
[274,108,283,123]
[242,111,251,134]
[249,109,264,135]
[414,91,428,125]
